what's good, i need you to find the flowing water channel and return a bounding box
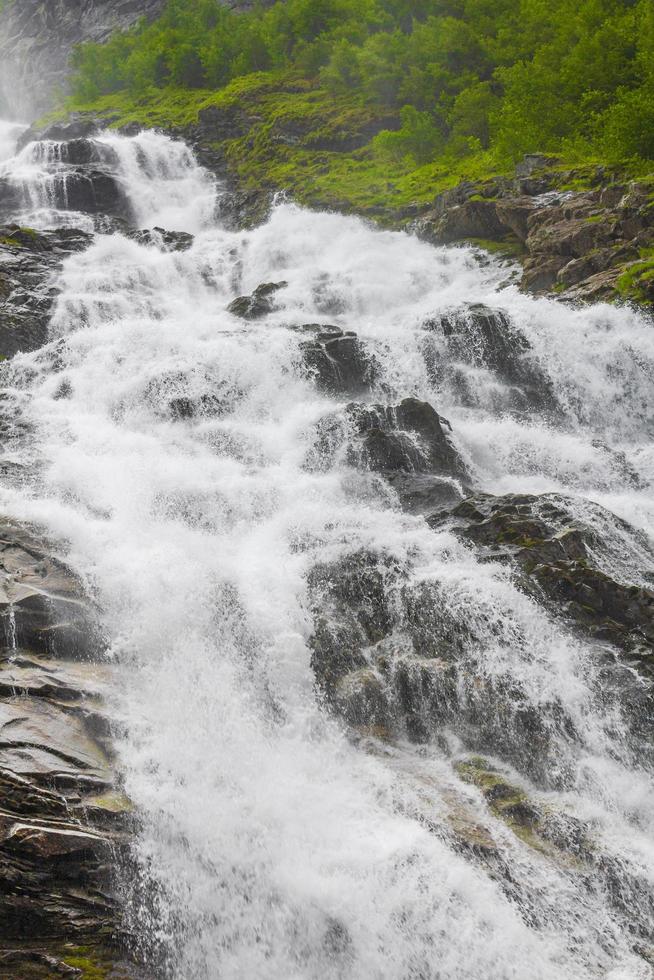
[0,122,652,979]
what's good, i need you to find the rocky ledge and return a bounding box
[414,154,654,305]
[21,115,654,309]
[0,226,92,359]
[0,522,134,977]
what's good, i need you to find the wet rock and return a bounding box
[47,138,119,168]
[307,547,575,783]
[300,329,380,396]
[322,397,469,512]
[57,170,128,220]
[308,550,401,699]
[422,303,556,412]
[384,472,465,514]
[0,697,112,788]
[3,824,110,862]
[227,280,288,320]
[456,757,541,839]
[347,398,465,475]
[0,226,92,359]
[215,187,274,231]
[0,523,128,953]
[0,522,101,659]
[128,227,194,252]
[437,492,654,662]
[0,168,130,225]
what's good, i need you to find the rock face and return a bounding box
[0,522,130,969]
[306,487,654,787]
[0,0,167,120]
[299,324,380,396]
[0,135,133,227]
[310,396,468,513]
[421,303,557,413]
[0,225,92,359]
[436,493,654,661]
[414,160,654,304]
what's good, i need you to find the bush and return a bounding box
[70,0,654,168]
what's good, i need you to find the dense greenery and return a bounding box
[71,0,654,166]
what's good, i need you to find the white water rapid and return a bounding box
[0,126,653,979]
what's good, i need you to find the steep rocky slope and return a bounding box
[30,76,654,308]
[0,0,167,120]
[0,118,652,976]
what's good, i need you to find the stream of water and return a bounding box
[0,123,652,979]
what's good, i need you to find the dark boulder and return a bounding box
[53,170,130,220]
[307,546,576,782]
[128,227,194,252]
[435,492,654,669]
[300,328,380,396]
[50,137,119,167]
[308,395,467,512]
[0,225,92,359]
[0,168,131,225]
[422,303,556,412]
[349,398,465,475]
[227,281,288,320]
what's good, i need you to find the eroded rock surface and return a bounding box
[307,491,654,786]
[0,226,91,359]
[300,325,380,396]
[422,304,557,413]
[0,522,129,967]
[310,396,468,512]
[436,493,654,665]
[415,158,654,304]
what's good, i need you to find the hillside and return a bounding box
[36,0,654,305]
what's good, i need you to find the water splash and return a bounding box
[0,129,215,232]
[0,129,652,978]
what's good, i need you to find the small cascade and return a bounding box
[0,127,651,978]
[0,128,215,232]
[0,119,26,162]
[5,604,16,657]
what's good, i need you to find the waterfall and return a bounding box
[0,128,652,979]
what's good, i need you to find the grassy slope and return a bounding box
[56,72,516,216]
[52,71,654,302]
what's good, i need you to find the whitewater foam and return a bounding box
[0,128,652,978]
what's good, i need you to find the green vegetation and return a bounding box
[62,73,510,216]
[70,0,654,173]
[616,247,654,305]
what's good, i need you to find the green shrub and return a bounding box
[68,0,654,169]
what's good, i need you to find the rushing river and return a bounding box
[0,120,652,979]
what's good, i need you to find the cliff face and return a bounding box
[0,0,167,120]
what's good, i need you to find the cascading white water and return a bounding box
[0,127,215,232]
[0,119,26,162]
[0,128,653,979]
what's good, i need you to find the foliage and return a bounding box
[69,0,654,168]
